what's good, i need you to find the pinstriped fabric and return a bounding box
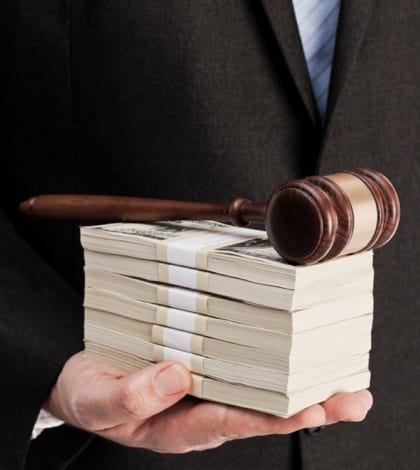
[292,0,341,121]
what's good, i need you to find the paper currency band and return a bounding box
[191,374,204,397]
[153,345,205,375]
[157,286,209,315]
[155,226,265,270]
[152,325,205,355]
[325,172,378,255]
[158,264,209,292]
[155,306,208,335]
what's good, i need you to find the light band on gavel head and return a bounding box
[325,173,378,256]
[265,168,400,265]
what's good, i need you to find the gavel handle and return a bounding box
[19,194,267,226]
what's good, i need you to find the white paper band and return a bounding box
[159,264,209,292]
[168,265,197,289]
[158,230,265,270]
[190,374,204,397]
[168,287,197,312]
[166,308,196,332]
[162,347,192,368]
[152,325,204,355]
[156,346,204,374]
[162,327,192,352]
[157,285,208,314]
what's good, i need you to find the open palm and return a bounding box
[46,352,373,453]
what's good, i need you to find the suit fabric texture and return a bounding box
[1,1,419,469]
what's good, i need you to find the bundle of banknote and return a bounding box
[81,220,373,417]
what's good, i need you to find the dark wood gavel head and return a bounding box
[19,168,400,265]
[264,168,400,264]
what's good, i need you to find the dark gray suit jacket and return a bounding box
[1,1,419,469]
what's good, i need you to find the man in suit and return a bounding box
[1,1,419,469]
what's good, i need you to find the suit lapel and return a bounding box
[323,0,376,128]
[260,0,377,168]
[260,0,320,127]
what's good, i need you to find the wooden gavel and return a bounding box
[20,168,400,265]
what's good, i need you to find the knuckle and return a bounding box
[118,380,145,418]
[71,394,97,430]
[219,407,230,438]
[210,406,231,443]
[350,408,368,422]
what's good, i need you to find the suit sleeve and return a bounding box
[0,209,89,468]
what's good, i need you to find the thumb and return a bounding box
[102,361,192,427]
[75,361,192,431]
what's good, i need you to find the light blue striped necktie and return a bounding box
[292,0,341,121]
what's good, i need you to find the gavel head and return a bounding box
[265,168,400,265]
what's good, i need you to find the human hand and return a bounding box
[45,351,373,452]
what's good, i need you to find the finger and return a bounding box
[140,392,372,452]
[108,400,328,452]
[77,361,192,431]
[95,390,372,452]
[205,403,327,440]
[322,390,374,425]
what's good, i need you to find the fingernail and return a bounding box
[155,364,191,396]
[357,390,374,411]
[366,393,374,410]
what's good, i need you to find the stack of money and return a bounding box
[81,220,373,417]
